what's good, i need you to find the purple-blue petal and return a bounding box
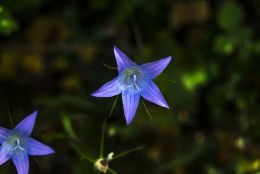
[122,90,140,125]
[114,46,136,72]
[25,137,54,156]
[0,127,10,144]
[0,145,11,165]
[14,111,38,136]
[141,56,172,79]
[91,77,121,97]
[12,151,29,174]
[140,80,169,109]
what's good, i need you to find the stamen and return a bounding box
[121,67,144,92]
[131,74,137,83]
[11,138,24,151]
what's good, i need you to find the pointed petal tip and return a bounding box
[44,146,55,155]
[163,56,172,64]
[113,46,120,53]
[26,138,55,156]
[14,111,38,136]
[29,111,38,121]
[166,56,172,61]
[91,90,101,97]
[90,91,97,97]
[31,111,38,117]
[126,118,132,125]
[47,147,55,155]
[113,45,118,50]
[159,100,170,109]
[164,103,170,109]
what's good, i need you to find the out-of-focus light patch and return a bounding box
[0,18,17,34]
[169,1,210,29]
[52,57,68,71]
[234,137,245,150]
[147,146,161,161]
[0,6,17,35]
[217,1,244,31]
[252,160,260,170]
[239,115,249,131]
[0,19,10,27]
[182,69,207,91]
[236,159,260,174]
[207,166,221,174]
[177,110,189,122]
[253,41,260,54]
[0,51,18,78]
[78,46,96,63]
[223,42,234,54]
[0,6,4,13]
[236,98,246,110]
[108,127,116,137]
[194,131,205,144]
[214,35,234,55]
[62,74,82,91]
[23,54,44,73]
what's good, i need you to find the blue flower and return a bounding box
[92,46,172,124]
[0,111,54,174]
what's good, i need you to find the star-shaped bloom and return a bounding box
[0,111,54,174]
[92,46,172,124]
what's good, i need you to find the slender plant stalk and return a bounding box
[113,145,146,160]
[108,168,118,174]
[142,101,153,120]
[109,96,118,118]
[99,119,106,158]
[69,141,94,163]
[8,110,14,128]
[165,78,177,84]
[102,63,117,70]
[100,95,119,157]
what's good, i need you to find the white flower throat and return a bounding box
[120,67,144,91]
[6,134,25,151]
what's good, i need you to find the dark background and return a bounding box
[0,0,259,173]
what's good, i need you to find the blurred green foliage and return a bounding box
[0,5,17,35]
[0,0,259,174]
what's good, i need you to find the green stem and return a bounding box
[109,96,118,118]
[113,145,146,160]
[142,102,153,120]
[100,96,119,157]
[69,141,94,163]
[8,110,14,128]
[99,119,107,158]
[108,168,118,174]
[165,78,177,84]
[102,63,117,70]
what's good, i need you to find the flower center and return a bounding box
[6,134,25,152]
[10,138,24,151]
[120,67,144,92]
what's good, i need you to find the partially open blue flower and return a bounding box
[0,111,54,174]
[92,46,172,124]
